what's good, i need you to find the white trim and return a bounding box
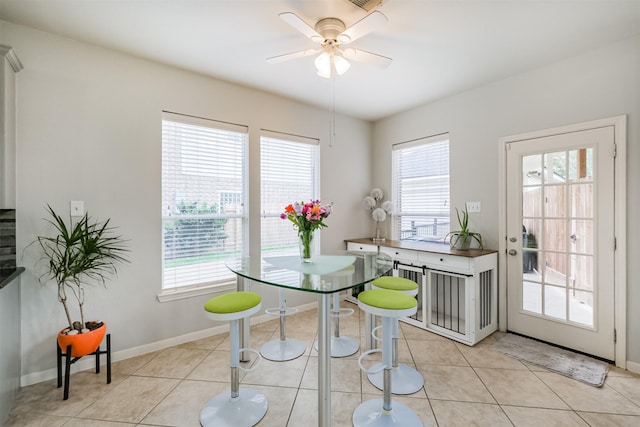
[260,129,319,146]
[0,45,23,73]
[391,132,449,150]
[21,301,318,387]
[498,137,508,333]
[498,115,627,368]
[162,110,248,134]
[627,360,640,375]
[157,282,235,302]
[613,115,627,369]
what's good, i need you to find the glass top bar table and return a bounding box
[226,251,392,427]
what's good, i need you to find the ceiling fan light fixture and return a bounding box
[314,51,351,78]
[272,10,391,77]
[314,51,332,77]
[317,68,332,79]
[333,54,351,75]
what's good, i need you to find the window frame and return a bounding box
[391,133,451,243]
[260,130,321,257]
[159,111,248,302]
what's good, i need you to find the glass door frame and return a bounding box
[498,115,627,368]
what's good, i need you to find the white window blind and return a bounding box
[162,112,248,291]
[392,134,450,242]
[260,131,319,257]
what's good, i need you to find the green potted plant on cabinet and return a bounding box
[446,206,484,250]
[35,205,129,357]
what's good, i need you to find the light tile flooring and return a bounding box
[7,303,640,426]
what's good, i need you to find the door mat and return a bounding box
[491,333,609,387]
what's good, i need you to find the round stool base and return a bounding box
[352,398,423,427]
[314,336,359,358]
[367,363,424,395]
[260,338,305,361]
[200,388,268,427]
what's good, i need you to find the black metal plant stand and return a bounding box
[56,333,111,400]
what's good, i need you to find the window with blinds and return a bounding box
[161,112,248,291]
[392,134,450,242]
[260,131,320,257]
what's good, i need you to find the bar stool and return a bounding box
[260,288,306,361]
[368,276,424,394]
[313,265,359,357]
[355,289,423,427]
[200,292,268,427]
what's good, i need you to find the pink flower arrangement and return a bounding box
[281,200,332,233]
[281,200,332,260]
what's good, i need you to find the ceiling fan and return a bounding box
[267,11,392,78]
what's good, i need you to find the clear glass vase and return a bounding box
[299,229,315,262]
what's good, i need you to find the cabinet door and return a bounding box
[379,246,418,263]
[428,270,470,341]
[346,242,378,252]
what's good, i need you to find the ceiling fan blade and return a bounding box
[342,48,392,68]
[267,49,320,64]
[279,12,323,42]
[338,11,388,44]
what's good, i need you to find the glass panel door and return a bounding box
[506,125,615,360]
[521,147,594,327]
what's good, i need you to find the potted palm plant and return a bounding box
[446,206,484,250]
[35,205,129,357]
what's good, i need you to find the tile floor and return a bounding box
[6,303,640,426]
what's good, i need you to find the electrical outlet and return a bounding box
[466,201,481,213]
[70,201,84,217]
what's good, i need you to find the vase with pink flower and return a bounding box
[281,200,332,262]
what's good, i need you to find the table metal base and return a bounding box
[352,398,423,427]
[367,363,424,394]
[260,338,306,361]
[314,336,360,358]
[200,388,268,427]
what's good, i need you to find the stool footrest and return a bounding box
[238,348,262,372]
[331,307,354,318]
[371,325,383,343]
[264,306,299,317]
[358,349,386,375]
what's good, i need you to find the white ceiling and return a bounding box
[1,0,639,121]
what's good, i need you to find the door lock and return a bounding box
[509,237,517,242]
[508,249,517,256]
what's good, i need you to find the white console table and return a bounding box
[346,238,498,346]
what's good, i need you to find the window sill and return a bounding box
[157,281,236,302]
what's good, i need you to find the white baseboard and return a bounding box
[21,302,318,387]
[625,360,640,375]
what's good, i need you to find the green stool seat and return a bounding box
[355,289,422,427]
[201,291,267,427]
[368,279,423,396]
[372,276,419,294]
[359,289,417,313]
[204,292,262,321]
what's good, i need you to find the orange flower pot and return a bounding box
[57,322,106,357]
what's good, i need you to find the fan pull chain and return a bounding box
[330,71,336,147]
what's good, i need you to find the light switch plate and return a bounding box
[70,200,84,217]
[466,201,481,213]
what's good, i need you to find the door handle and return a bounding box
[508,249,517,256]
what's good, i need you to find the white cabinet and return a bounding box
[346,241,378,253]
[345,239,498,346]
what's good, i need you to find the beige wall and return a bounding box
[5,16,639,383]
[373,36,640,365]
[0,19,374,382]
